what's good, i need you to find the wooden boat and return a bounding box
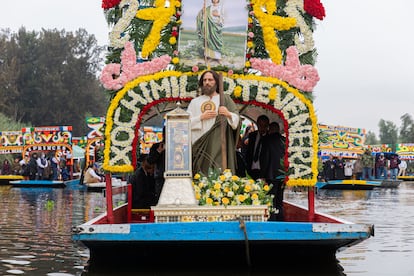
[84,178,127,192]
[9,179,65,188]
[0,175,24,185]
[316,179,382,190]
[72,1,374,271]
[397,175,414,181]
[72,184,374,269]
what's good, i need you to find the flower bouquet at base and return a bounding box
[192,168,275,213]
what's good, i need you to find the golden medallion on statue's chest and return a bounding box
[201,100,216,113]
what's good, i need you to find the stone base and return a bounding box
[152,205,269,223]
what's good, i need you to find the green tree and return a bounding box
[365,131,378,145]
[399,113,414,143]
[0,28,108,136]
[378,119,398,151]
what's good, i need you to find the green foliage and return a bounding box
[399,113,414,143]
[0,28,108,136]
[378,119,398,151]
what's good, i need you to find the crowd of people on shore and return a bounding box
[320,149,409,181]
[0,150,72,181]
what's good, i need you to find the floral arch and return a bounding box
[102,71,319,186]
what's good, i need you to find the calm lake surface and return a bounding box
[0,181,413,276]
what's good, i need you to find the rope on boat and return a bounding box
[239,218,252,267]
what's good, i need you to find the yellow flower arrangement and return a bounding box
[192,169,273,208]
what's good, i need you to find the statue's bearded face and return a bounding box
[201,84,217,96]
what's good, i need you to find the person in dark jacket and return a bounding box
[261,122,285,221]
[129,157,156,209]
[245,115,269,180]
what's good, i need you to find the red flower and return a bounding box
[171,30,179,37]
[102,0,121,9]
[304,0,326,20]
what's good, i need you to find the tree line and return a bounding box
[0,27,108,136]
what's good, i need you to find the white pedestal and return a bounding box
[157,177,197,206]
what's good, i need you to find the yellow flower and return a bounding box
[268,87,277,100]
[195,193,200,200]
[213,182,221,190]
[219,175,226,181]
[238,194,246,202]
[169,37,177,45]
[245,61,251,68]
[244,184,252,193]
[172,57,179,64]
[251,193,259,200]
[247,41,254,49]
[206,198,213,205]
[231,175,239,181]
[222,197,230,205]
[194,173,200,180]
[233,86,242,98]
[263,184,270,192]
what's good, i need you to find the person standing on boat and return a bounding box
[129,157,157,209]
[375,153,387,179]
[261,121,285,221]
[398,159,407,176]
[323,155,335,181]
[1,159,11,175]
[353,155,363,180]
[50,152,60,180]
[334,154,345,180]
[344,159,353,180]
[361,149,374,180]
[389,155,400,180]
[187,70,240,175]
[245,115,270,180]
[36,152,48,180]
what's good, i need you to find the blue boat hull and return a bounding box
[9,180,65,188]
[73,204,374,270]
[316,180,381,190]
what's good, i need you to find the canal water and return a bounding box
[0,181,413,275]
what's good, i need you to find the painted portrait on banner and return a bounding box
[179,0,248,68]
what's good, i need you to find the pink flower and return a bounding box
[100,42,171,90]
[227,70,233,76]
[248,32,254,38]
[250,46,320,92]
[192,66,199,72]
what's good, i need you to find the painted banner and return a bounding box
[21,126,72,156]
[140,126,163,154]
[86,116,105,139]
[396,143,414,160]
[318,124,366,159]
[367,144,393,154]
[0,131,23,154]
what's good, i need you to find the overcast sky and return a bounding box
[1,0,412,136]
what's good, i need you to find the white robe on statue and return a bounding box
[187,94,239,144]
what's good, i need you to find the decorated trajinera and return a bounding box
[72,0,373,270]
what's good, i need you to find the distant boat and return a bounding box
[9,179,65,188]
[397,175,414,181]
[0,175,24,185]
[316,179,382,190]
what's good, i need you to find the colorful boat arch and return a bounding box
[103,71,319,186]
